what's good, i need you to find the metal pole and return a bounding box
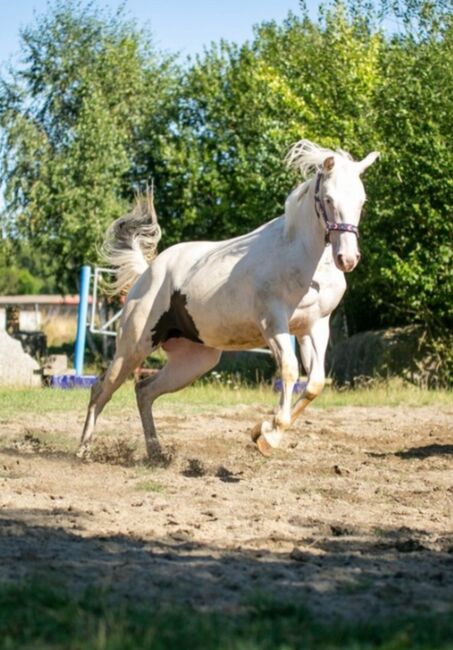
[74,265,91,375]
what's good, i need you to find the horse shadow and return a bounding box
[395,443,453,459]
[368,443,453,460]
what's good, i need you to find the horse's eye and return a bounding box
[325,196,333,205]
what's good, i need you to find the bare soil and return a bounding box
[0,402,452,621]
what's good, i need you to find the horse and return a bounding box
[80,140,379,459]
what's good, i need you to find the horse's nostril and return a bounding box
[336,254,359,272]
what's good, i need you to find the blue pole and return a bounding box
[74,265,91,375]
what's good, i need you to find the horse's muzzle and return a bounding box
[335,252,361,273]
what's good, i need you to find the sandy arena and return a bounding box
[0,401,452,621]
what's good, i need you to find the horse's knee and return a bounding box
[281,354,299,385]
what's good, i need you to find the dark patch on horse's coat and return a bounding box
[152,290,202,345]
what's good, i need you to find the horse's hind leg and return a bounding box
[80,347,147,451]
[135,338,221,459]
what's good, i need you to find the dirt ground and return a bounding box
[0,401,452,621]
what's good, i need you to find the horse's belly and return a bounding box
[183,277,265,349]
[198,318,265,350]
[149,289,264,350]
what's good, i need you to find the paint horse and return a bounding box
[80,140,379,459]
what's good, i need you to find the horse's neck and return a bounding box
[284,179,325,263]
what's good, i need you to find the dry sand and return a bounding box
[0,402,452,620]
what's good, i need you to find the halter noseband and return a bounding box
[314,172,360,244]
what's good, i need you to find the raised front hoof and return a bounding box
[250,425,272,457]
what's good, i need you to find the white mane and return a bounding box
[285,139,352,178]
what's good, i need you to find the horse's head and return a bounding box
[285,141,379,273]
[318,151,379,272]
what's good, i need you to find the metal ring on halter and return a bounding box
[314,173,359,243]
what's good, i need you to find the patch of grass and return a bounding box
[0,378,451,420]
[0,382,276,418]
[0,581,452,650]
[135,479,165,493]
[0,386,95,417]
[316,379,453,408]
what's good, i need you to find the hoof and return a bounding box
[250,423,262,443]
[76,444,89,460]
[255,434,273,457]
[250,422,272,458]
[251,426,273,457]
[145,443,173,468]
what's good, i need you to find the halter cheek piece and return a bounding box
[314,172,360,244]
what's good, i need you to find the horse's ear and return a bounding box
[323,156,335,173]
[358,151,379,174]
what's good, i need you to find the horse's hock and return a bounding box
[0,330,41,387]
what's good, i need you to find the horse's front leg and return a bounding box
[252,326,299,456]
[290,316,330,426]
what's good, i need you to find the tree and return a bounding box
[0,238,57,294]
[346,6,453,335]
[0,0,176,291]
[143,6,382,247]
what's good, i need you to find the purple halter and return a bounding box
[314,172,359,243]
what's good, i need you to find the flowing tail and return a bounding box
[102,188,162,295]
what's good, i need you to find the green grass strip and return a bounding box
[0,379,451,419]
[0,581,452,650]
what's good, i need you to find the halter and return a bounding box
[314,172,360,244]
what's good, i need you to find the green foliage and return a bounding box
[0,0,175,291]
[347,10,453,334]
[149,7,383,245]
[0,239,56,294]
[0,0,451,369]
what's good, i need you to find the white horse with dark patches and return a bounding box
[80,140,379,459]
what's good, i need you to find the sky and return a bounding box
[0,0,319,66]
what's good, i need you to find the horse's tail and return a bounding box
[102,188,162,295]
